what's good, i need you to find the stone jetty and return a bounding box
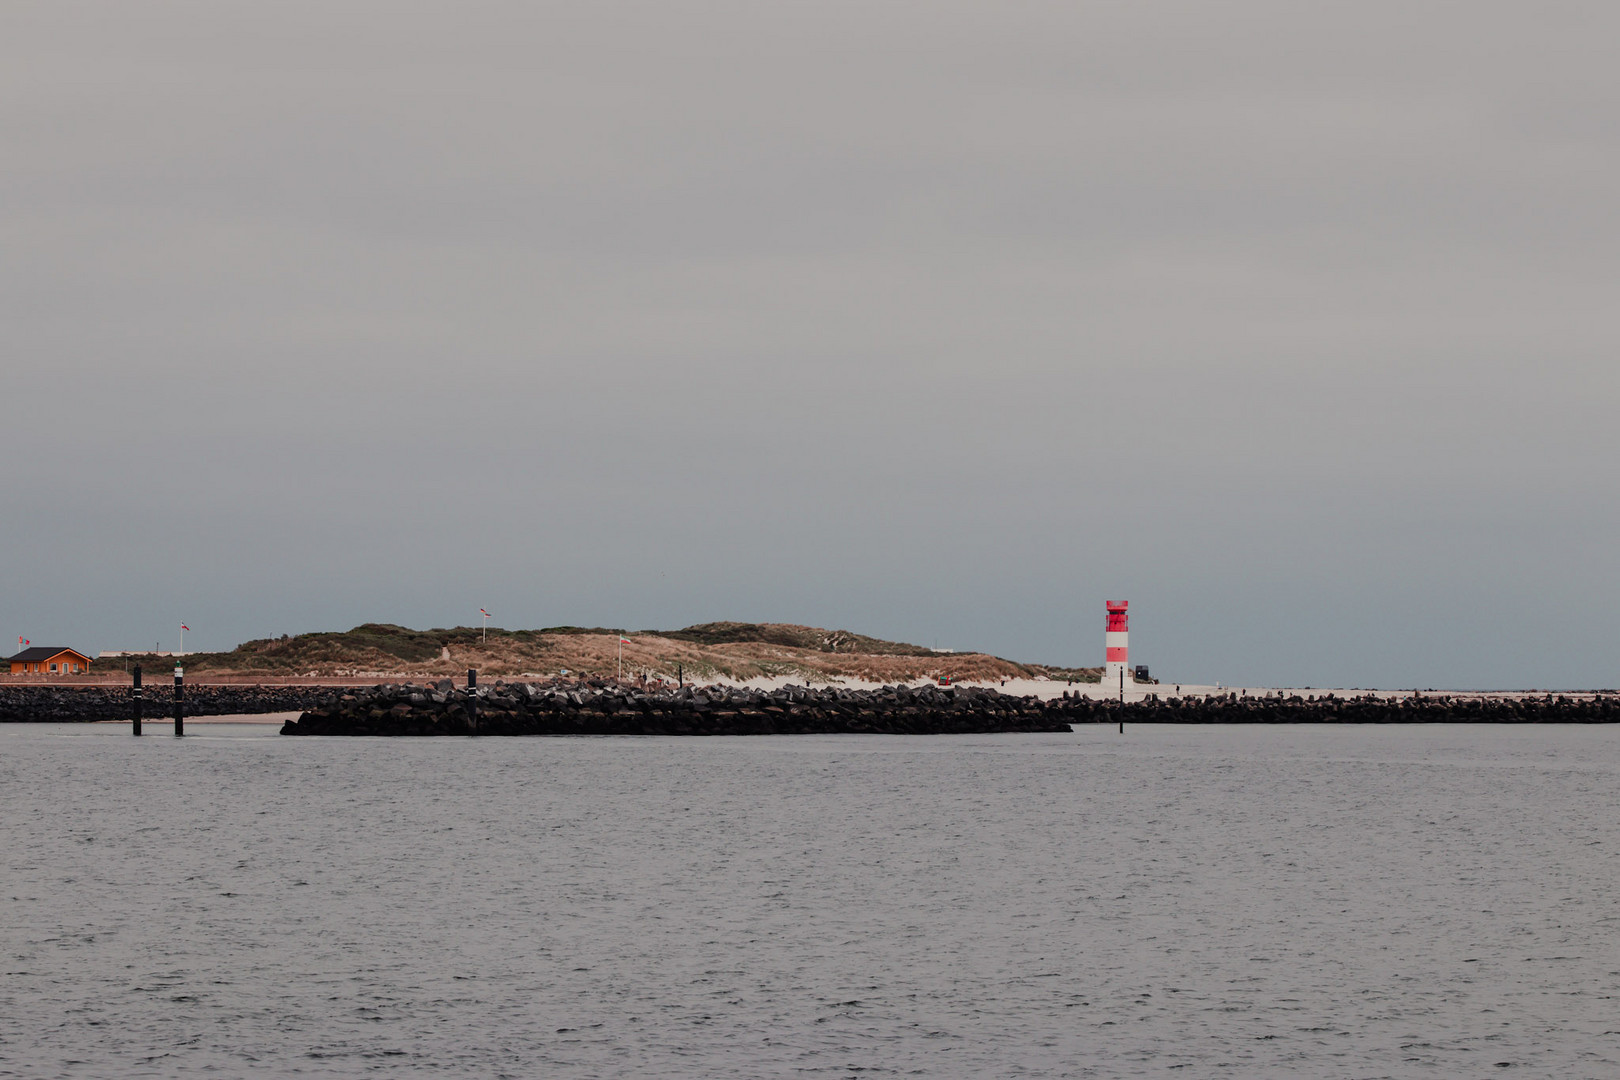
[6,682,1612,729]
[279,682,1620,736]
[1113,691,1619,724]
[0,684,325,723]
[282,681,1075,736]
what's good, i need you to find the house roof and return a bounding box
[9,647,91,664]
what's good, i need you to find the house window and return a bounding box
[50,663,58,672]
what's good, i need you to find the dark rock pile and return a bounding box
[280,683,1620,736]
[1080,691,1620,724]
[10,681,1610,730]
[0,685,327,723]
[281,680,1077,736]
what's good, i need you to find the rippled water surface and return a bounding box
[3,722,1618,1078]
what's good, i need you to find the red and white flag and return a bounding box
[619,637,631,645]
[180,624,190,632]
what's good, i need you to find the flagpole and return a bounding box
[617,637,622,681]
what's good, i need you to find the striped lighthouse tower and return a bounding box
[1104,601,1130,686]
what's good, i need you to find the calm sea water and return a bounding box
[2,722,1617,1078]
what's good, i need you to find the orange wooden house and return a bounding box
[9,647,92,674]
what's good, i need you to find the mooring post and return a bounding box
[677,662,683,689]
[467,667,478,734]
[1118,668,1124,734]
[173,661,184,737]
[132,664,142,736]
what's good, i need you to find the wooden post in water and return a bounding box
[1118,668,1124,734]
[467,668,477,734]
[173,662,184,737]
[131,664,142,736]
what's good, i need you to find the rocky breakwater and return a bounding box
[281,681,1078,736]
[0,684,329,723]
[1071,691,1620,724]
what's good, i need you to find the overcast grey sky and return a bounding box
[3,1,1616,687]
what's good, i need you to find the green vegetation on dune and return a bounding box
[243,624,443,664]
[88,621,1102,682]
[536,625,633,637]
[1031,666,1105,684]
[661,622,936,655]
[96,623,483,673]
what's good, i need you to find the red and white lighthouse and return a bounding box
[1104,601,1130,686]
